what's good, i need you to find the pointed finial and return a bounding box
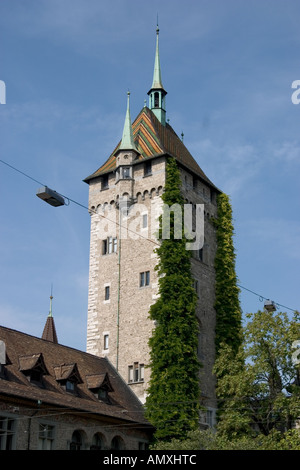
[49,284,53,317]
[119,90,137,151]
[151,22,164,90]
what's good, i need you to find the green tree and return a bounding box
[213,193,243,357]
[214,309,300,439]
[145,156,201,441]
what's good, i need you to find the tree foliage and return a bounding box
[151,428,300,450]
[145,156,201,441]
[214,309,300,439]
[213,193,243,357]
[152,309,300,450]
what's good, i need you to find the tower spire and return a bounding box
[151,23,164,90]
[148,24,167,125]
[119,91,137,151]
[42,286,58,343]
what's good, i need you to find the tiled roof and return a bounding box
[0,325,152,428]
[84,107,217,189]
[42,315,58,344]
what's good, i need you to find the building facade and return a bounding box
[0,325,153,450]
[84,27,220,421]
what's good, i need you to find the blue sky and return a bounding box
[1,0,300,351]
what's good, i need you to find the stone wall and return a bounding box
[86,156,218,410]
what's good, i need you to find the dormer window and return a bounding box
[54,363,83,394]
[86,373,114,403]
[98,388,108,401]
[19,353,49,387]
[0,341,8,379]
[66,380,75,392]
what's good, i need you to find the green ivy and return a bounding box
[145,157,201,441]
[213,193,243,357]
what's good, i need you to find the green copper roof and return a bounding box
[119,91,137,152]
[150,25,165,91]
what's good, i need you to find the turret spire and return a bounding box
[119,91,137,151]
[151,24,164,90]
[42,286,58,343]
[148,24,167,126]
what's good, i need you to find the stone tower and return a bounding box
[84,27,219,424]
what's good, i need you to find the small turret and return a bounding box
[147,24,167,126]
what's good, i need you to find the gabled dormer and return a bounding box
[19,353,49,386]
[54,363,83,394]
[86,372,114,403]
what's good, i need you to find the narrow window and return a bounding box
[122,167,130,179]
[0,417,15,450]
[38,423,55,450]
[133,362,139,382]
[128,363,144,383]
[139,364,144,382]
[105,286,110,301]
[144,160,152,176]
[154,92,159,108]
[128,366,133,383]
[103,237,117,255]
[142,214,148,229]
[108,236,113,254]
[104,334,109,350]
[102,174,109,190]
[140,271,150,287]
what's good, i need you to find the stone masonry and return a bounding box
[85,28,219,425]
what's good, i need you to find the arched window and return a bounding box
[90,432,105,450]
[154,92,159,108]
[70,430,83,450]
[111,435,125,450]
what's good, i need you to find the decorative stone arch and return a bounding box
[150,187,157,199]
[70,429,87,450]
[143,190,149,200]
[157,185,163,196]
[136,192,142,203]
[90,432,107,450]
[111,435,126,450]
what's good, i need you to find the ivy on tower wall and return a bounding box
[145,156,201,441]
[213,192,243,357]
